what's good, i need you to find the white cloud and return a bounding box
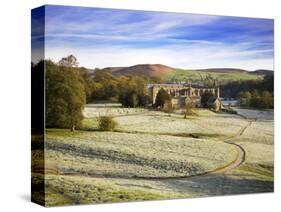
[40,7,273,71]
[45,9,221,39]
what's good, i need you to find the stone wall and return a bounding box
[149,84,219,105]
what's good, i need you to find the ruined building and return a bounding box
[148,84,221,109]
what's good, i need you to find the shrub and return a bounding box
[98,116,117,131]
[163,100,174,114]
[184,102,197,118]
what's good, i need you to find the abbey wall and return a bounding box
[148,84,220,107]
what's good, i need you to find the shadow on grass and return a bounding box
[113,129,222,139]
[161,173,273,196]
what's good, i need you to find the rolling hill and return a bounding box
[251,69,274,76]
[194,68,248,73]
[103,64,174,77]
[99,64,272,83]
[163,68,265,83]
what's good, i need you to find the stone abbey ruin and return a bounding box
[148,83,221,110]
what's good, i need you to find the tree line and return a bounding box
[220,75,273,109]
[32,55,274,131]
[238,90,273,109]
[220,75,273,97]
[32,56,154,131]
[90,70,152,107]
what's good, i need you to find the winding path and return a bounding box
[57,115,255,181]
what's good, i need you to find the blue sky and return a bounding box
[32,5,274,70]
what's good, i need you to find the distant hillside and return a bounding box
[102,67,125,73]
[164,68,264,84]
[103,64,174,77]
[97,64,271,83]
[194,68,248,73]
[251,69,274,76]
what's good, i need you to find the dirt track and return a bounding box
[55,116,254,181]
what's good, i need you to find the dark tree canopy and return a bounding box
[154,88,171,108]
[262,75,274,93]
[200,91,214,108]
[234,75,274,109]
[45,60,86,131]
[77,67,94,103]
[220,75,273,98]
[117,75,151,107]
[90,70,119,101]
[238,89,273,109]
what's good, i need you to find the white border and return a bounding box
[0,0,280,211]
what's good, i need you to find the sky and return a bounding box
[32,5,274,70]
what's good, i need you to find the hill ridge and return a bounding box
[100,64,272,76]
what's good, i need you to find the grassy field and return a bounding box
[163,69,263,83]
[32,104,274,206]
[229,109,274,180]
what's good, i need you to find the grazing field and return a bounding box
[45,130,237,178]
[163,69,263,83]
[32,104,274,206]
[230,109,274,180]
[83,103,147,118]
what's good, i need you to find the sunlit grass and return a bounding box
[38,106,274,205]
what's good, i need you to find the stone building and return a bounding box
[206,96,222,112]
[148,83,220,108]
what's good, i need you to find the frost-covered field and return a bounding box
[84,104,247,138]
[115,109,248,138]
[45,130,237,178]
[235,108,274,120]
[84,103,148,118]
[35,104,273,206]
[231,108,274,179]
[116,113,207,135]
